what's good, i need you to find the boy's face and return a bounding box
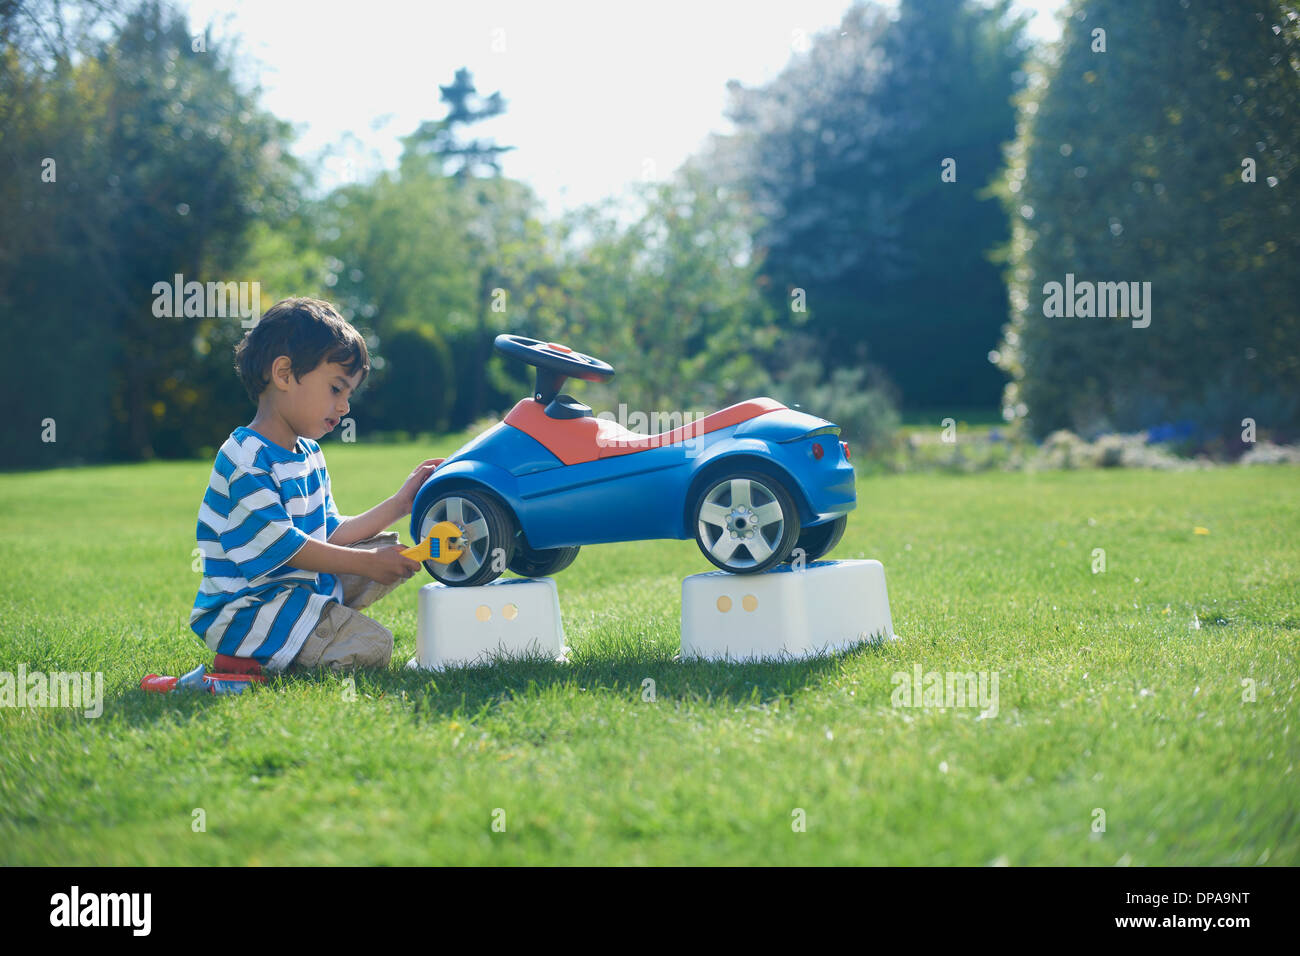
[266,356,363,440]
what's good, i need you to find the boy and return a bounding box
[189,297,442,672]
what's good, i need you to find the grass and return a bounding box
[0,438,1296,865]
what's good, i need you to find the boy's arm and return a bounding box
[290,537,418,586]
[327,496,407,547]
[325,457,444,546]
[289,537,380,577]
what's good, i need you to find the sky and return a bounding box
[184,0,1067,220]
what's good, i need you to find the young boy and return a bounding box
[189,297,442,672]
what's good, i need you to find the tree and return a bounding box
[0,0,302,465]
[560,163,782,417]
[385,69,527,421]
[995,0,1300,441]
[318,167,519,433]
[718,0,1027,410]
[401,67,514,181]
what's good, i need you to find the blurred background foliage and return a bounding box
[994,0,1300,440]
[1,0,1296,470]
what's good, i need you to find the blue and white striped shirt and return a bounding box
[190,426,344,670]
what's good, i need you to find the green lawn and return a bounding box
[1,441,1296,865]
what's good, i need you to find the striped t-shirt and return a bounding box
[190,426,344,670]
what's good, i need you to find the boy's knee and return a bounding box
[292,603,394,673]
[352,627,394,670]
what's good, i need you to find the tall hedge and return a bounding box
[996,0,1300,441]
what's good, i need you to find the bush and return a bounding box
[1241,442,1300,466]
[1031,430,1196,471]
[359,322,455,437]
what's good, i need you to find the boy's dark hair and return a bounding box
[234,297,370,404]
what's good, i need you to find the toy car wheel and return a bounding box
[415,489,516,587]
[785,514,848,564]
[693,471,800,574]
[508,530,580,578]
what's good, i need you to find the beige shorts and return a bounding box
[290,531,408,673]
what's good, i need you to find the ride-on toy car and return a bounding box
[409,334,856,586]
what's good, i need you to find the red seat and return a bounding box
[503,397,786,466]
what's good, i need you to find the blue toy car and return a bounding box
[410,334,856,586]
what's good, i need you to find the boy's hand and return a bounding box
[393,458,446,515]
[367,546,422,586]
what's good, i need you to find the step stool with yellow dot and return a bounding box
[680,559,896,661]
[408,577,568,671]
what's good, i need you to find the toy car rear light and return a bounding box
[812,442,824,460]
[841,441,850,461]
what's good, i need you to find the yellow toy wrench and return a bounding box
[401,520,466,564]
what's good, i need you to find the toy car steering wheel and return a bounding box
[494,334,615,405]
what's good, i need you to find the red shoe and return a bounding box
[213,654,264,676]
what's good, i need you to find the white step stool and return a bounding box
[406,577,568,671]
[680,559,896,662]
